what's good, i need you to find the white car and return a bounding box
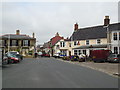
[53,53,60,58]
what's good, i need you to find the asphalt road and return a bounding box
[2,57,119,88]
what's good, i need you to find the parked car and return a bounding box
[53,53,60,58]
[70,55,79,61]
[41,53,50,57]
[7,54,20,63]
[37,52,42,57]
[78,54,86,62]
[107,54,120,63]
[59,54,66,58]
[7,51,23,60]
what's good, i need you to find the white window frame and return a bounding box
[23,40,29,46]
[113,32,118,40]
[96,39,101,44]
[12,40,17,46]
[86,40,89,45]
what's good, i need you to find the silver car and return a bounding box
[107,54,120,63]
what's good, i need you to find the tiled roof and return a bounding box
[0,34,35,40]
[70,23,120,41]
[50,36,63,46]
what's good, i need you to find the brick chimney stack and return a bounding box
[104,16,110,26]
[16,30,20,35]
[74,23,78,31]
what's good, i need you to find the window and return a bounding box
[114,47,118,54]
[97,39,101,44]
[61,50,67,56]
[0,40,6,46]
[113,33,117,40]
[74,50,77,55]
[86,40,89,45]
[83,50,86,55]
[11,40,18,46]
[56,45,59,49]
[74,41,77,46]
[69,43,71,47]
[23,40,29,46]
[60,42,65,47]
[78,50,81,55]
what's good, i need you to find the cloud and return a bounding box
[1,2,118,44]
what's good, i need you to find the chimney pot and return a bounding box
[74,23,78,31]
[16,30,20,35]
[104,16,110,26]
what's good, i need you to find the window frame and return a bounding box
[113,32,118,40]
[86,40,89,45]
[97,39,101,44]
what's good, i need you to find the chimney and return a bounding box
[74,23,78,31]
[32,32,35,38]
[16,30,20,35]
[56,32,59,36]
[104,16,110,26]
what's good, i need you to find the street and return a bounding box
[2,57,119,88]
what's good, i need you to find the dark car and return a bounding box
[107,54,120,63]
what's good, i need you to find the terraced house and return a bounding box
[0,30,36,57]
[53,16,120,57]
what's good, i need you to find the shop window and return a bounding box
[114,47,118,54]
[74,50,77,55]
[78,50,81,55]
[83,50,86,55]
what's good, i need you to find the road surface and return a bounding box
[2,57,119,88]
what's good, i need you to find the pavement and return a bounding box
[2,57,119,88]
[55,58,120,77]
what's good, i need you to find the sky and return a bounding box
[0,0,119,45]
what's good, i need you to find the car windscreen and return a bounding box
[9,52,17,55]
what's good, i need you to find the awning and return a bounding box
[73,44,107,49]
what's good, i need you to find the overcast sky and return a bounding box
[1,1,119,45]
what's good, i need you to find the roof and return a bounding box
[50,36,63,46]
[70,23,120,41]
[0,34,36,40]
